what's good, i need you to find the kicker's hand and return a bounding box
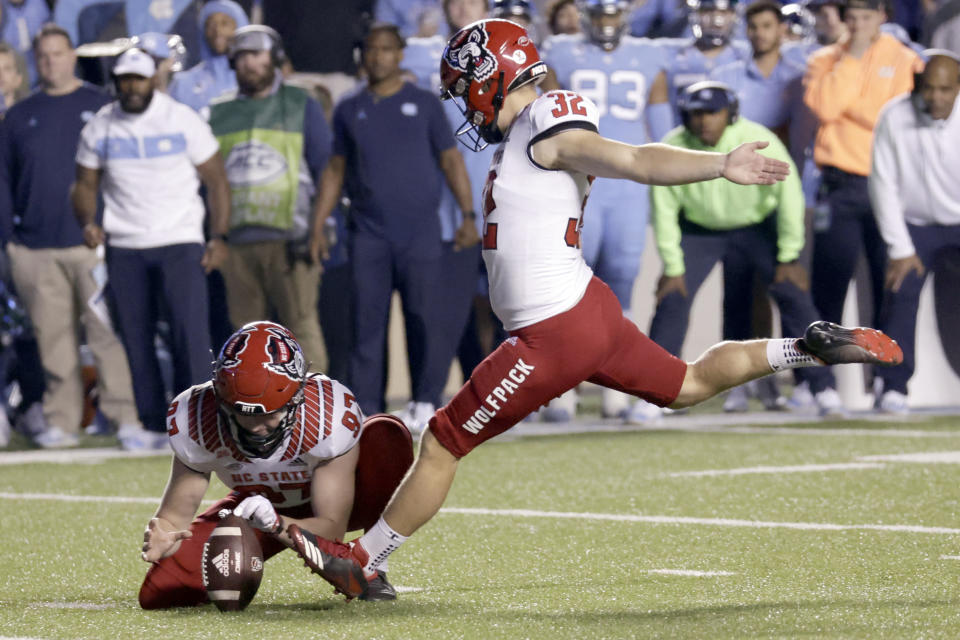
[722,141,790,185]
[234,495,282,534]
[141,517,192,562]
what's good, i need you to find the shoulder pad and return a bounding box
[276,375,362,464]
[167,383,224,471]
[529,91,601,138]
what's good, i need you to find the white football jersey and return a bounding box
[481,90,598,331]
[167,375,363,509]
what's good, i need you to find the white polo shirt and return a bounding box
[869,93,960,259]
[76,91,220,249]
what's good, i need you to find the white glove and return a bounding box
[234,495,281,533]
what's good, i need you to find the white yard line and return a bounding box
[645,569,736,577]
[669,451,960,478]
[0,447,168,465]
[939,555,960,560]
[436,507,960,535]
[858,451,960,464]
[667,462,887,477]
[0,492,212,506]
[3,419,959,466]
[3,493,959,536]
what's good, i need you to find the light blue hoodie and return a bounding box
[167,0,248,112]
[1,0,51,85]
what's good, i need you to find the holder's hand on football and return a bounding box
[141,517,192,562]
[234,495,282,534]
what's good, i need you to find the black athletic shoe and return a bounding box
[358,571,397,601]
[288,524,368,599]
[798,321,903,366]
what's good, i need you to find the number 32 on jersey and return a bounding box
[481,91,592,251]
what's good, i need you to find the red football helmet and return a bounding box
[440,18,547,151]
[213,321,307,457]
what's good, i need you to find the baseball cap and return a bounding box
[112,48,156,77]
[680,81,735,113]
[228,25,279,60]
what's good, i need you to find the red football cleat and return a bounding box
[288,525,369,599]
[798,321,903,367]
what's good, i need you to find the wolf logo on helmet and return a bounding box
[263,326,306,382]
[218,331,250,370]
[440,19,547,151]
[444,25,499,85]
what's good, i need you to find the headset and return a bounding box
[228,25,287,69]
[912,48,960,114]
[677,80,740,129]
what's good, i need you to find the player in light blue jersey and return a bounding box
[538,0,672,420]
[710,2,808,165]
[400,0,491,431]
[662,0,751,122]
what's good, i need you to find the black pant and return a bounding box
[811,166,886,327]
[106,243,211,432]
[878,223,960,393]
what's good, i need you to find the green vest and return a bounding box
[209,84,307,232]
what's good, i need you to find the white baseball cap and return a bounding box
[112,48,156,77]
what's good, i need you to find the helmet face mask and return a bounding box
[688,0,738,48]
[579,0,629,51]
[440,19,547,152]
[213,321,307,458]
[781,3,816,42]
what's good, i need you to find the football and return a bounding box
[201,513,264,611]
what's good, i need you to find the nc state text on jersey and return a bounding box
[461,358,536,434]
[230,470,312,484]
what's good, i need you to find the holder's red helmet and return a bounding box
[213,321,307,457]
[439,19,547,150]
[214,321,306,415]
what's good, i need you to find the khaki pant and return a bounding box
[7,243,138,434]
[221,241,327,370]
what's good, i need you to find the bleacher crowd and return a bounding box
[0,0,957,450]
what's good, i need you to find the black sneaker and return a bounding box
[358,571,397,601]
[287,524,368,599]
[798,321,903,366]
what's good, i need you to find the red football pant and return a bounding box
[431,277,687,458]
[139,415,413,609]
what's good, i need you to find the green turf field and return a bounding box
[3,414,960,639]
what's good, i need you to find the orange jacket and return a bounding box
[804,33,922,176]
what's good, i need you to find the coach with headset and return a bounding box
[645,81,837,407]
[208,25,331,371]
[72,47,231,449]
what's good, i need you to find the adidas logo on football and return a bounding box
[213,549,231,577]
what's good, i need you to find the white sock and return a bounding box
[358,517,408,572]
[766,338,821,372]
